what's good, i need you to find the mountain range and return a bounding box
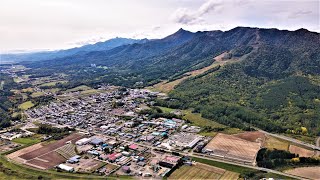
[11,27,320,135]
[1,37,147,63]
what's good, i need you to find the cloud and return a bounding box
[171,0,222,25]
[288,10,313,19]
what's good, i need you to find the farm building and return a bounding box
[57,164,74,172]
[75,138,91,145]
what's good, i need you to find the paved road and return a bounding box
[29,119,307,179]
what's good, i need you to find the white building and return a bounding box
[75,137,91,145]
[57,164,74,172]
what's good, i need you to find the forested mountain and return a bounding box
[1,37,147,63]
[20,27,320,135]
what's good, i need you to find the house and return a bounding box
[159,155,181,168]
[122,166,131,173]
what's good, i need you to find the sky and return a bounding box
[0,0,319,52]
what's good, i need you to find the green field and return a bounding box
[183,110,242,135]
[30,91,45,98]
[12,137,41,146]
[65,85,92,93]
[265,136,290,151]
[157,106,176,113]
[18,101,34,110]
[191,157,252,174]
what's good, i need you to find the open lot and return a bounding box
[264,136,289,151]
[67,159,105,173]
[203,133,261,163]
[289,145,315,157]
[169,163,239,180]
[285,166,320,180]
[7,133,84,170]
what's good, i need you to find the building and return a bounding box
[122,166,131,173]
[75,138,91,146]
[159,155,181,168]
[90,138,104,145]
[67,155,81,164]
[57,164,74,172]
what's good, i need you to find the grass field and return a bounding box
[12,137,41,146]
[18,101,34,110]
[157,106,176,113]
[65,85,92,93]
[30,92,45,98]
[183,110,242,135]
[264,136,290,151]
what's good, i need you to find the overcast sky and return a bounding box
[0,0,319,52]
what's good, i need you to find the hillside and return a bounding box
[20,27,320,135]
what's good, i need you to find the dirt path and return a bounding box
[316,137,320,156]
[150,52,232,93]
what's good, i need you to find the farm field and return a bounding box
[285,166,320,180]
[288,145,315,157]
[264,136,289,151]
[234,131,266,143]
[203,133,261,163]
[18,101,35,110]
[7,133,84,170]
[169,163,239,180]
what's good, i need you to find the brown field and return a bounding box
[289,145,315,157]
[234,131,266,144]
[150,52,231,93]
[169,163,239,180]
[19,133,83,160]
[264,136,289,151]
[7,143,43,163]
[8,133,84,170]
[285,166,320,180]
[204,133,261,163]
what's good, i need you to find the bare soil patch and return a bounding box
[289,145,315,157]
[285,166,320,180]
[234,131,266,144]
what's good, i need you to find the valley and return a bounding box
[0,27,319,180]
